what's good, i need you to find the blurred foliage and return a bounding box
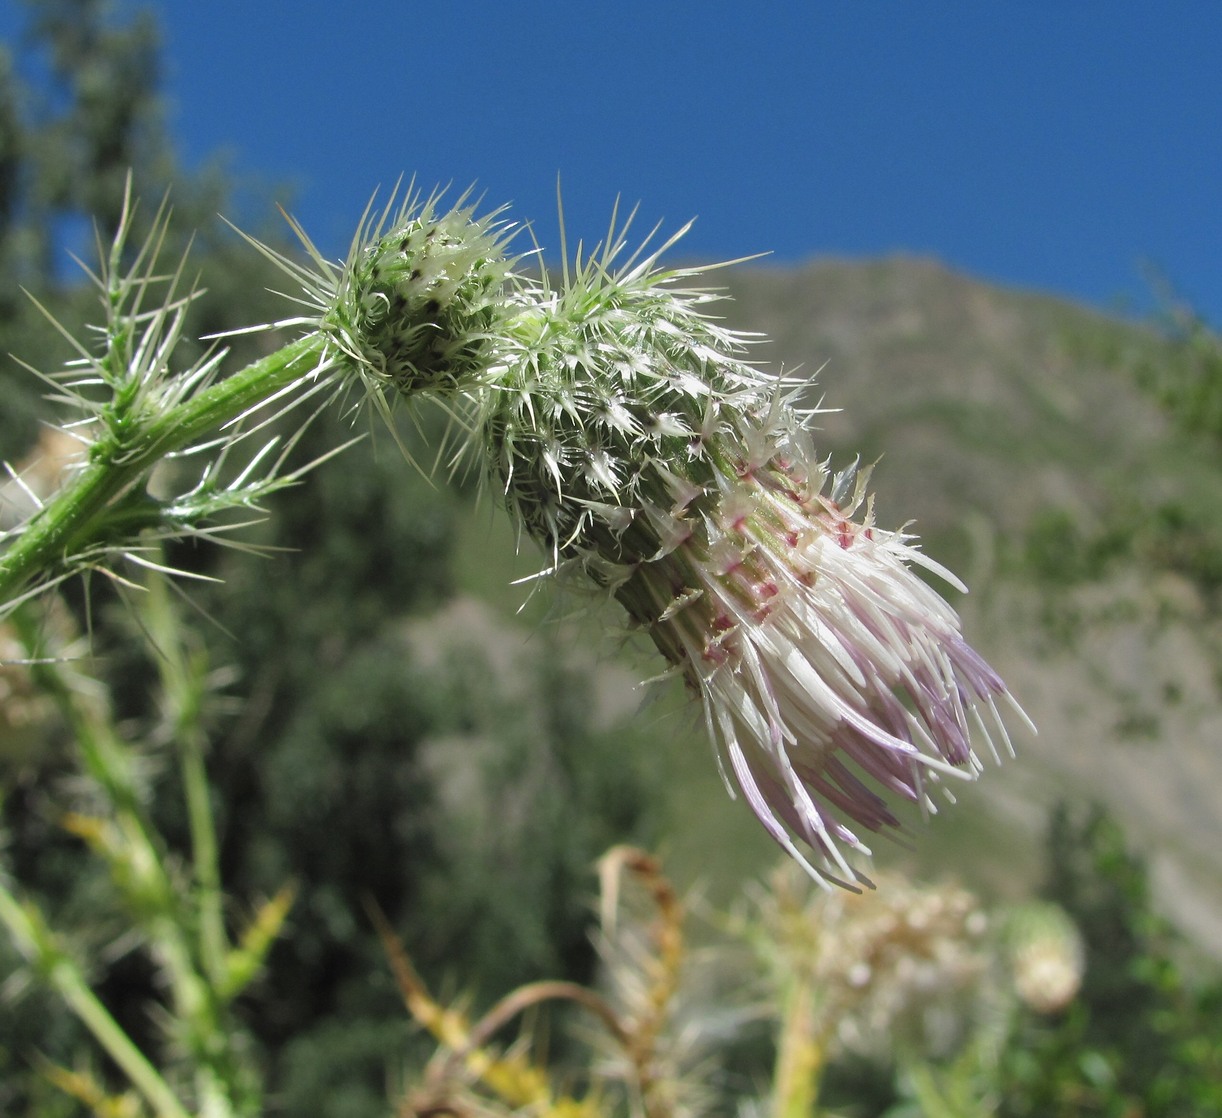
[374,846,698,1118]
[993,805,1222,1117]
[1003,266,1222,1117]
[1021,497,1222,609]
[1019,298,1222,612]
[0,0,291,458]
[363,808,1221,1118]
[1134,300,1222,448]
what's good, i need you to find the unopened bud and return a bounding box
[323,193,517,398]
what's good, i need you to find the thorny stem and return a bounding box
[14,601,197,980]
[0,332,325,612]
[599,846,685,1118]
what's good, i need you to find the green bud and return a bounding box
[322,192,517,398]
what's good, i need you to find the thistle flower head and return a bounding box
[259,188,1030,889]
[481,214,1030,889]
[324,192,517,398]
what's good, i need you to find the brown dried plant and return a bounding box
[372,846,700,1118]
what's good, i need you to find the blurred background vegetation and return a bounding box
[0,2,1219,1115]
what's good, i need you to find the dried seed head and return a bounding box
[747,864,993,1060]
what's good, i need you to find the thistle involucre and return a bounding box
[480,218,1029,889]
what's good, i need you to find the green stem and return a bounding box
[141,333,326,456]
[772,975,826,1118]
[183,726,227,979]
[0,332,326,610]
[0,885,193,1118]
[17,608,203,994]
[61,962,195,1118]
[9,599,253,1113]
[144,572,228,985]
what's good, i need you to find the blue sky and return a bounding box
[8,2,1222,323]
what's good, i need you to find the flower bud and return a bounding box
[321,192,517,399]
